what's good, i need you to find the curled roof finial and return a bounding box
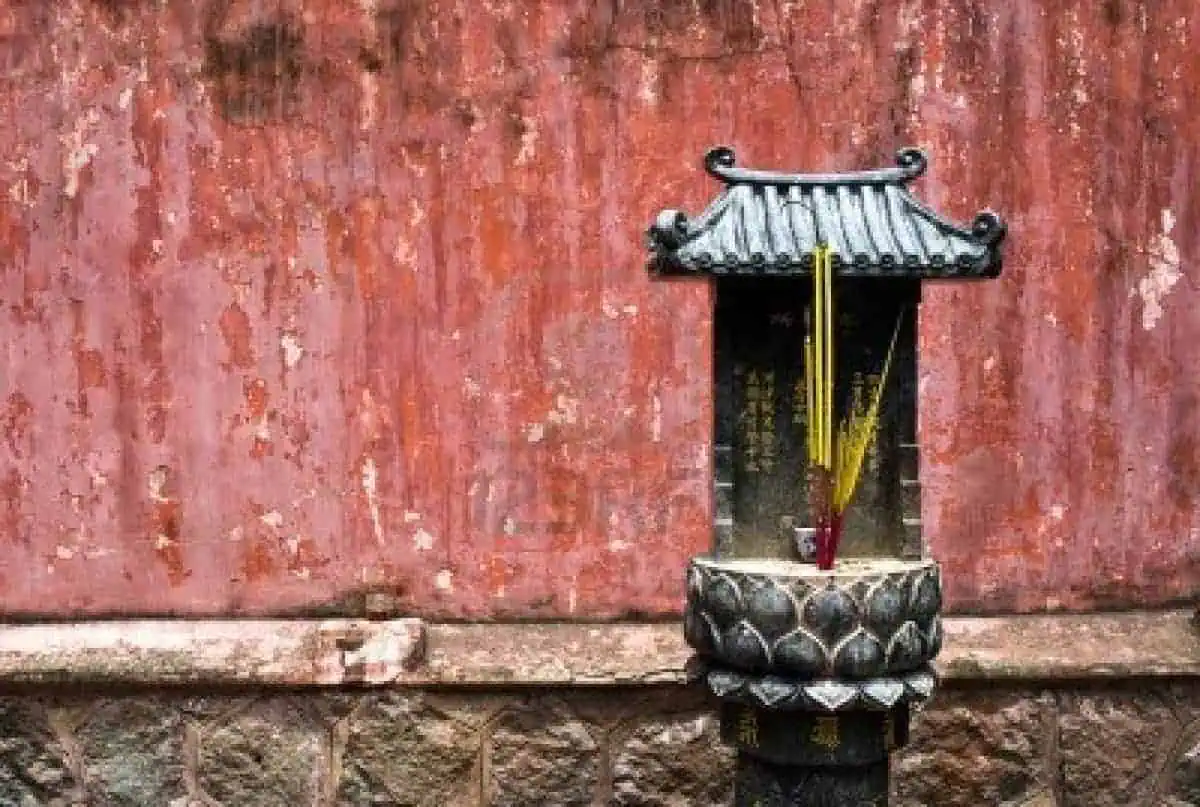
[894,147,928,179]
[704,146,737,180]
[647,209,690,251]
[971,210,1007,246]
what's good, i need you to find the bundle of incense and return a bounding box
[803,243,902,570]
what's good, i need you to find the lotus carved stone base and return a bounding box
[684,556,942,679]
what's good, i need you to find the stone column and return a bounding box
[684,556,942,806]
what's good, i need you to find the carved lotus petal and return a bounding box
[802,585,859,648]
[683,608,717,655]
[707,669,744,698]
[722,620,770,671]
[860,679,906,709]
[887,621,926,671]
[803,680,859,712]
[700,664,940,711]
[686,564,706,602]
[744,579,797,638]
[833,628,884,678]
[923,617,943,657]
[706,573,744,628]
[772,629,827,676]
[865,580,907,641]
[904,668,936,700]
[909,569,942,623]
[748,676,798,708]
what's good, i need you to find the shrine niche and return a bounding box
[649,146,1004,566]
[648,146,1006,806]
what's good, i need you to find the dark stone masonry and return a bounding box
[0,681,1196,806]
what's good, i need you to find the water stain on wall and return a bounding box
[203,14,306,123]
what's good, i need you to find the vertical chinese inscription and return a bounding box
[811,716,840,750]
[735,707,760,749]
[791,374,808,434]
[844,371,882,476]
[739,368,776,474]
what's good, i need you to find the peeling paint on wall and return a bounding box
[0,0,1196,617]
[1136,208,1182,331]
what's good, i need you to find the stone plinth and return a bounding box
[685,556,944,806]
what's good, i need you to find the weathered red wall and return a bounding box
[0,0,1195,617]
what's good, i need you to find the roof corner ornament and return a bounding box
[647,209,691,251]
[893,147,928,180]
[704,146,738,181]
[970,210,1006,246]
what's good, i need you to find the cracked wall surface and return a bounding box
[0,0,1197,617]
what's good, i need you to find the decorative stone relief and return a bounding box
[684,557,942,679]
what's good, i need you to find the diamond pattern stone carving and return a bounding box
[804,680,860,712]
[859,679,906,709]
[684,557,942,679]
[697,662,938,713]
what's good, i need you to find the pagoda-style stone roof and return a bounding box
[647,147,1006,279]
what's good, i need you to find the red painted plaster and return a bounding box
[0,0,1195,617]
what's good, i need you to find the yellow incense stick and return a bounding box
[813,247,824,468]
[804,333,816,463]
[822,246,834,468]
[833,313,903,513]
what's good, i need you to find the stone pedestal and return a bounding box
[684,556,942,806]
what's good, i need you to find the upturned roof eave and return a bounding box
[645,146,1007,281]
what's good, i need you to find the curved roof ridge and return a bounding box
[704,146,928,187]
[899,185,1007,248]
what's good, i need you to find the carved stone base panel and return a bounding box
[685,556,942,678]
[718,702,908,767]
[719,695,910,805]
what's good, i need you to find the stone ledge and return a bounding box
[405,610,1200,687]
[0,611,1192,687]
[0,619,426,686]
[935,610,1200,681]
